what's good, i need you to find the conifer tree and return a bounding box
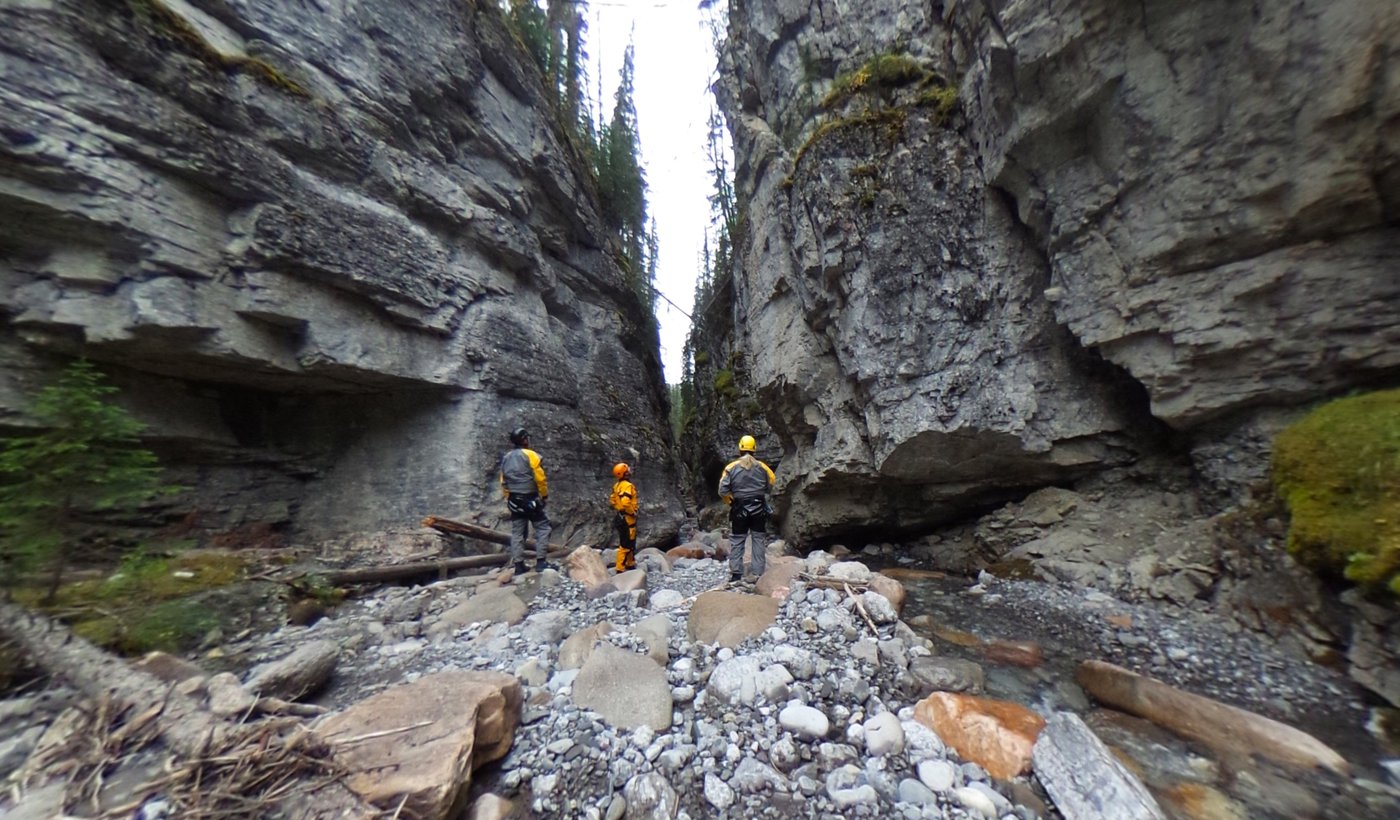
[595,41,648,271]
[508,0,550,74]
[0,360,175,601]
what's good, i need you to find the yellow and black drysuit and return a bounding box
[610,477,638,572]
[718,453,776,578]
[500,446,551,568]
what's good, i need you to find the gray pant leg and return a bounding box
[750,529,768,576]
[510,517,528,564]
[729,532,745,574]
[533,515,551,560]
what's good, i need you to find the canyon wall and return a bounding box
[0,0,686,552]
[718,0,1400,543]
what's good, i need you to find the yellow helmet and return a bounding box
[613,462,631,479]
[738,435,756,453]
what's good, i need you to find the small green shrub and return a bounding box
[0,360,181,601]
[1272,388,1400,594]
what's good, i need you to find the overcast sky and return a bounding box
[588,0,724,384]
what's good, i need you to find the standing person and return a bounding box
[500,426,552,575]
[609,462,638,573]
[717,435,776,582]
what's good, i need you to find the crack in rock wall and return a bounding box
[0,0,685,551]
[719,0,1400,543]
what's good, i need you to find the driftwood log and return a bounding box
[300,518,571,586]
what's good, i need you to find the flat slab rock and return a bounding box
[687,590,780,648]
[316,670,521,816]
[572,642,672,732]
[1032,711,1166,820]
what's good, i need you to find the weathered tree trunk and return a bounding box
[421,515,558,549]
[0,600,226,758]
[0,601,377,816]
[319,546,570,585]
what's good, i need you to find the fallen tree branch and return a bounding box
[844,583,881,638]
[332,720,436,746]
[799,573,870,592]
[254,696,328,718]
[421,516,560,551]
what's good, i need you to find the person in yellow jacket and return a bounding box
[717,435,776,582]
[610,462,638,572]
[500,426,552,575]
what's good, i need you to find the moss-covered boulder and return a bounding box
[1272,388,1400,594]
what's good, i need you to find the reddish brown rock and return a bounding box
[984,640,1044,669]
[687,590,780,648]
[319,670,521,817]
[565,545,610,590]
[756,556,803,599]
[932,625,983,648]
[666,544,708,561]
[913,692,1046,780]
[869,573,907,614]
[1162,782,1247,820]
[1075,660,1350,775]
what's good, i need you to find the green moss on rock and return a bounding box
[1272,388,1400,593]
[822,53,927,110]
[917,85,959,123]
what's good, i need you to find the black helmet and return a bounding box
[509,427,529,446]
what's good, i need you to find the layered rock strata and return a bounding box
[0,0,684,550]
[719,0,1400,541]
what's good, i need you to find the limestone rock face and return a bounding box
[718,0,1400,541]
[0,0,684,552]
